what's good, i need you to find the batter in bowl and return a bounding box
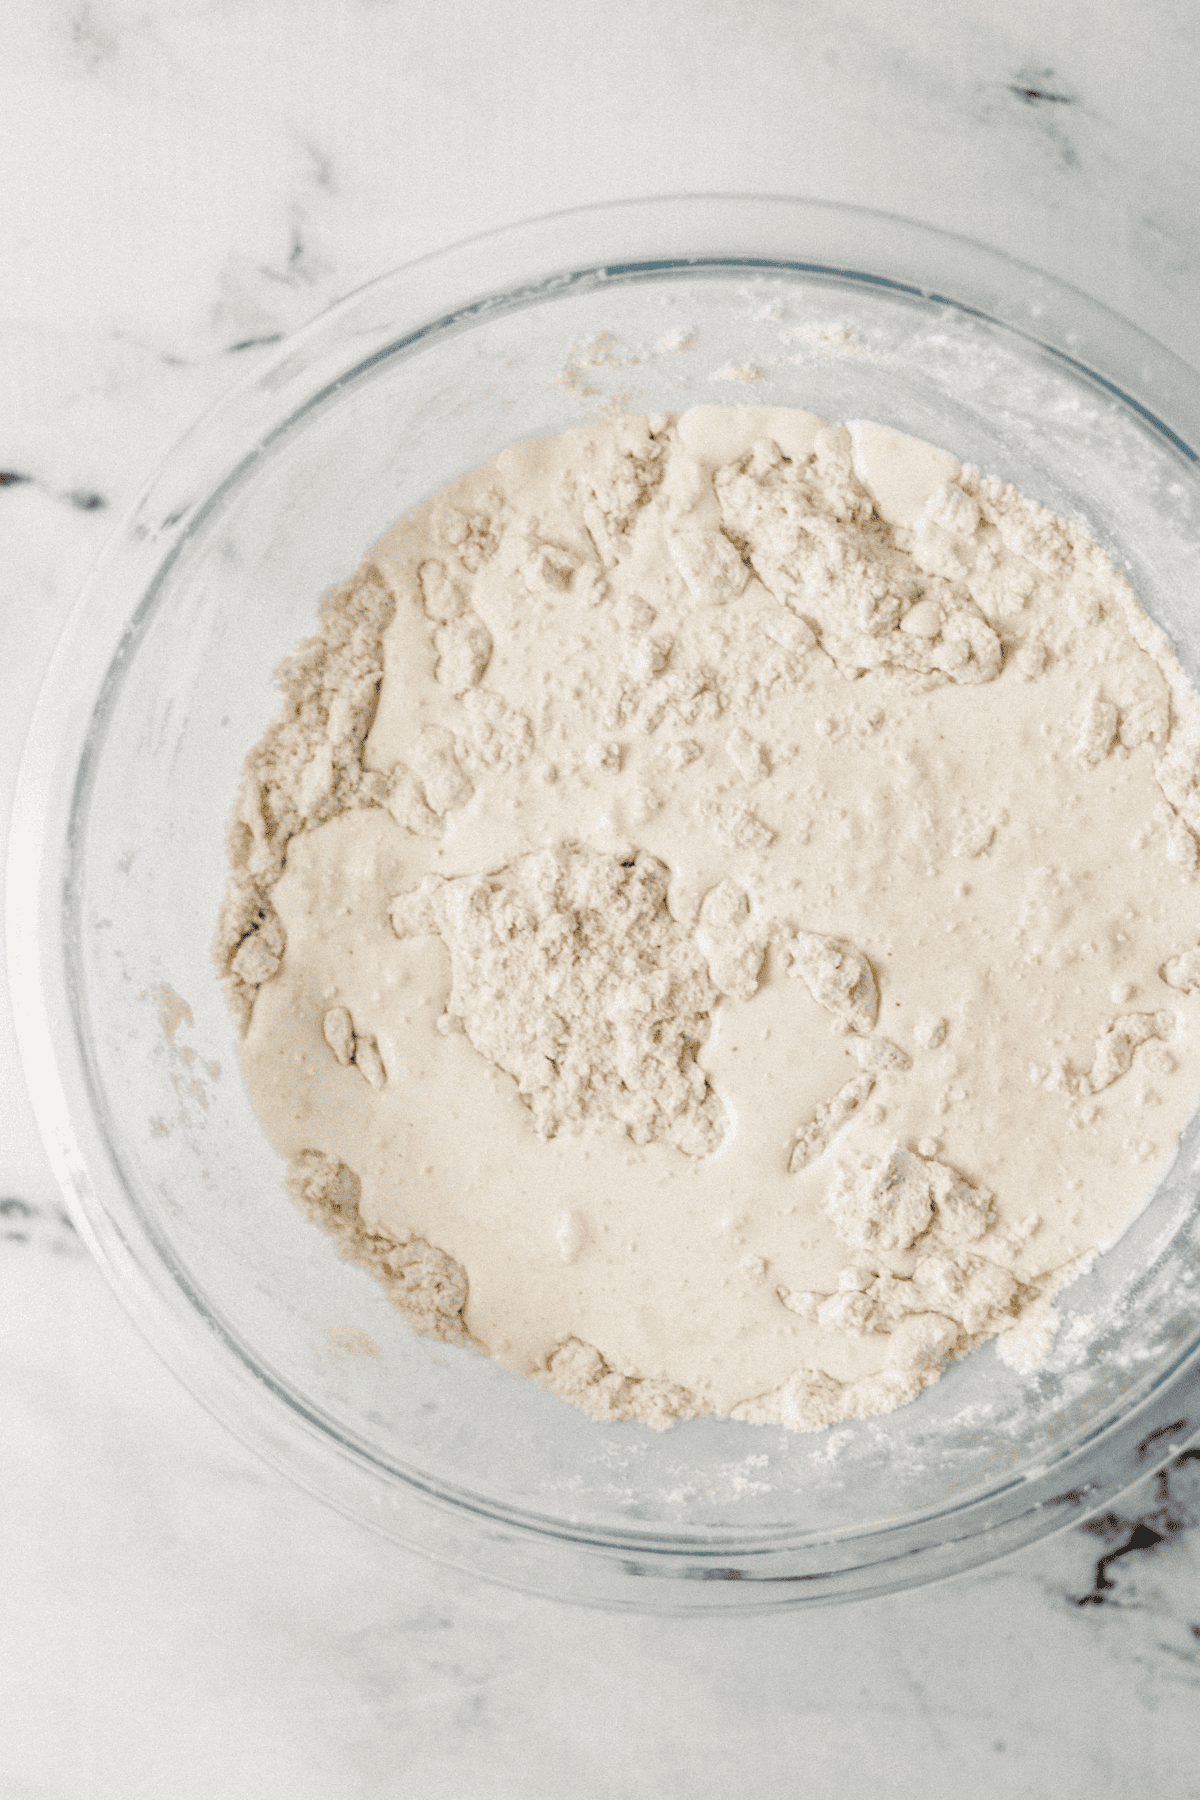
[214,406,1200,1429]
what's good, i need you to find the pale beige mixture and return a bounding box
[215,406,1200,1431]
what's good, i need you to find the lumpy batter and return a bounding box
[215,407,1200,1430]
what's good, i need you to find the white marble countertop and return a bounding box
[3,3,1200,1793]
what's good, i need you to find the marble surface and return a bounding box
[3,2,1200,1792]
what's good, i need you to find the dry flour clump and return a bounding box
[219,405,1200,1436]
[214,570,395,1031]
[390,846,727,1158]
[823,1144,994,1254]
[286,1150,470,1344]
[538,1338,701,1428]
[714,429,1003,684]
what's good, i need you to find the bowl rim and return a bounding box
[9,193,1200,1610]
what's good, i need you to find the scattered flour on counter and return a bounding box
[216,405,1200,1432]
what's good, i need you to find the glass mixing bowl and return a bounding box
[10,197,1200,1609]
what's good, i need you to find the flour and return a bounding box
[285,1150,470,1345]
[217,406,1200,1432]
[213,569,395,1032]
[389,845,726,1157]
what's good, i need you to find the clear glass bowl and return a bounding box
[10,197,1200,1610]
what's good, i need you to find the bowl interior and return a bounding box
[23,211,1200,1604]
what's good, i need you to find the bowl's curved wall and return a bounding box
[10,198,1200,1607]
